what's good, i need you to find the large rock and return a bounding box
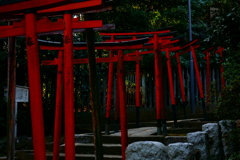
[126,141,169,160]
[202,123,223,160]
[219,120,236,159]
[168,142,194,160]
[187,131,210,160]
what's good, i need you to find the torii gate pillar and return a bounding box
[25,11,46,160]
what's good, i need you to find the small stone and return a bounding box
[126,141,169,160]
[168,142,194,160]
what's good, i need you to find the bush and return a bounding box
[214,77,240,120]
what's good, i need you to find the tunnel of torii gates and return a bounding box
[39,29,225,159]
[0,0,116,160]
[0,0,226,160]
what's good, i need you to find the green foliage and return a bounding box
[228,151,240,160]
[214,76,240,120]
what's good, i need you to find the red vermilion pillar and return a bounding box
[105,51,114,134]
[63,12,75,160]
[205,52,211,106]
[154,34,164,134]
[53,51,64,160]
[175,53,187,118]
[24,11,46,160]
[191,47,204,98]
[115,71,120,132]
[191,46,208,120]
[135,50,140,128]
[176,53,186,103]
[118,50,128,160]
[158,41,167,135]
[166,48,178,128]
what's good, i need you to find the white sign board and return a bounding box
[4,85,29,102]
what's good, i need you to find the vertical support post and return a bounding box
[7,35,16,160]
[85,13,104,160]
[114,72,120,133]
[191,47,208,120]
[218,47,225,89]
[158,43,167,135]
[53,51,64,160]
[25,11,46,160]
[205,52,211,107]
[154,34,162,135]
[175,53,187,119]
[188,0,195,114]
[105,51,114,135]
[135,50,140,128]
[63,11,75,160]
[118,50,128,160]
[166,48,178,128]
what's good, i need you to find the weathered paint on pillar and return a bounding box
[53,51,64,160]
[25,11,46,160]
[63,12,75,160]
[118,50,128,160]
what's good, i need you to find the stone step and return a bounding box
[23,152,122,160]
[176,121,219,128]
[60,143,121,155]
[167,128,201,135]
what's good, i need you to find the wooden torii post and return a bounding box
[214,46,225,89]
[202,47,215,107]
[39,37,149,160]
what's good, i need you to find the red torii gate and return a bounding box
[170,40,202,119]
[171,40,208,120]
[101,31,181,135]
[0,0,109,159]
[202,46,225,107]
[39,37,149,160]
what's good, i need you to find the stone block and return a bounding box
[126,141,169,160]
[187,131,210,160]
[202,123,223,160]
[219,120,236,159]
[168,142,194,160]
